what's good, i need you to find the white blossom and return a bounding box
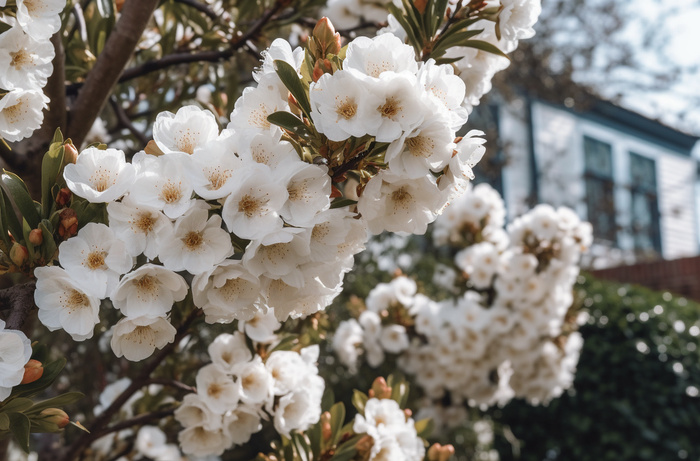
[110,315,177,361]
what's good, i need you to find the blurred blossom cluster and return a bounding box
[334,183,592,426]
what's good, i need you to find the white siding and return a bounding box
[657,154,698,258]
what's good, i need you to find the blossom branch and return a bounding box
[66,0,161,149]
[173,0,221,21]
[59,307,203,461]
[93,407,177,439]
[0,281,37,331]
[118,0,287,83]
[109,96,149,148]
[146,378,197,394]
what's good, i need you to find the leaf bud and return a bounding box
[428,443,456,461]
[369,377,392,400]
[21,359,44,384]
[28,228,43,246]
[63,142,79,165]
[9,243,28,267]
[312,18,341,56]
[321,411,332,441]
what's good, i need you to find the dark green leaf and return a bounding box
[461,39,510,59]
[329,402,346,445]
[1,398,34,413]
[0,412,9,431]
[267,111,311,139]
[1,170,41,229]
[431,29,484,59]
[291,432,311,461]
[330,198,357,209]
[96,0,114,19]
[414,418,434,439]
[321,387,335,413]
[0,186,23,243]
[39,220,57,263]
[269,334,299,353]
[274,60,311,118]
[8,412,30,453]
[26,392,84,415]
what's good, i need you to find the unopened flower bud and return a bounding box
[144,140,165,157]
[58,208,78,240]
[428,443,455,461]
[413,0,428,13]
[28,228,43,246]
[63,143,79,165]
[313,17,341,56]
[10,243,28,267]
[321,411,332,441]
[39,408,70,429]
[370,377,392,400]
[312,59,333,82]
[55,187,72,207]
[21,359,44,384]
[287,94,302,117]
[355,435,374,457]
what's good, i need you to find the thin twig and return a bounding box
[109,97,149,148]
[147,378,197,393]
[173,0,220,21]
[94,407,177,439]
[118,0,286,83]
[0,281,37,331]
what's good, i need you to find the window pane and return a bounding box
[584,136,616,242]
[629,153,661,253]
[584,136,613,177]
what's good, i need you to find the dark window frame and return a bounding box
[628,152,662,254]
[583,135,617,244]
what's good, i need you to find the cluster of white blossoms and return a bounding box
[175,333,324,457]
[33,29,488,362]
[334,183,592,408]
[354,397,425,460]
[326,0,542,113]
[0,319,32,400]
[0,0,66,142]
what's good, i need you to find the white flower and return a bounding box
[0,320,32,401]
[63,147,136,203]
[111,264,188,318]
[445,130,486,190]
[344,34,418,79]
[417,59,469,130]
[235,356,273,406]
[153,105,219,155]
[188,133,243,199]
[358,171,441,235]
[106,196,171,259]
[238,310,280,343]
[309,70,378,141]
[207,332,253,374]
[158,206,233,274]
[279,162,331,226]
[274,389,323,437]
[379,325,409,354]
[332,319,364,373]
[135,426,168,459]
[178,425,228,458]
[243,227,311,288]
[385,118,454,179]
[193,260,263,323]
[222,163,288,240]
[58,223,133,298]
[110,315,176,361]
[0,88,48,142]
[228,76,288,140]
[16,0,65,40]
[130,152,195,219]
[265,350,314,395]
[174,393,222,431]
[196,364,240,414]
[499,0,542,42]
[365,73,425,143]
[34,266,101,341]
[239,133,299,171]
[0,25,55,90]
[222,405,262,445]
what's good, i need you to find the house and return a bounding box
[473,95,700,268]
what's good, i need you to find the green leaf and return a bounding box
[267,111,311,139]
[321,387,335,413]
[414,418,434,439]
[26,392,84,415]
[96,0,114,19]
[274,60,311,118]
[431,29,484,59]
[1,170,41,229]
[269,334,298,353]
[351,390,368,414]
[0,186,22,242]
[8,412,30,453]
[39,220,57,263]
[0,398,34,413]
[0,412,9,431]
[461,39,510,59]
[388,4,422,53]
[291,433,311,461]
[329,402,346,445]
[41,131,65,220]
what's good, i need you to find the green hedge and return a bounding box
[492,275,700,461]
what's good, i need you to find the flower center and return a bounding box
[378,97,401,118]
[391,187,411,206]
[219,279,242,300]
[125,326,156,345]
[312,223,330,240]
[336,98,357,120]
[176,130,196,154]
[136,212,156,234]
[90,167,114,192]
[86,251,106,270]
[207,383,223,399]
[405,135,434,158]
[206,167,232,190]
[135,275,158,294]
[65,289,89,310]
[3,101,24,124]
[160,181,183,204]
[183,231,203,250]
[238,194,263,218]
[10,50,31,69]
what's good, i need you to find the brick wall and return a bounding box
[591,255,700,302]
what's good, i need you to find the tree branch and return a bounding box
[93,407,177,439]
[67,0,161,149]
[109,97,149,148]
[59,307,203,461]
[0,281,37,331]
[118,0,286,83]
[173,0,221,21]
